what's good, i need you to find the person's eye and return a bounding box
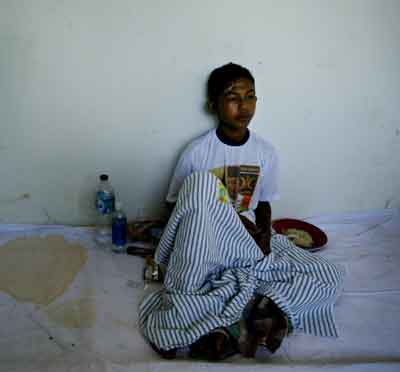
[246,95,257,101]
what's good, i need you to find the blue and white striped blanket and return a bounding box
[139,172,344,350]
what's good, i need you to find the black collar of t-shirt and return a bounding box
[216,127,250,146]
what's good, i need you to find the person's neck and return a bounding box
[216,125,249,146]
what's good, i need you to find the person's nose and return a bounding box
[238,97,250,112]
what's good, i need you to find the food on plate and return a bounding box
[284,228,314,248]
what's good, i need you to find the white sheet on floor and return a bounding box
[1,208,399,372]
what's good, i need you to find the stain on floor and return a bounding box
[45,298,96,328]
[0,235,87,305]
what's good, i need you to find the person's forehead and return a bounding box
[223,78,255,94]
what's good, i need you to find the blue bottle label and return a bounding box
[112,216,127,246]
[96,191,115,215]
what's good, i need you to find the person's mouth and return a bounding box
[237,115,251,122]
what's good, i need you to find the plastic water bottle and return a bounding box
[112,201,127,253]
[95,174,115,244]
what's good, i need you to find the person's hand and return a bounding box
[255,230,271,255]
[239,215,260,234]
[239,215,271,255]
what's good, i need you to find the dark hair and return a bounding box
[207,63,255,104]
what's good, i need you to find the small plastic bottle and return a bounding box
[112,201,127,253]
[95,174,115,244]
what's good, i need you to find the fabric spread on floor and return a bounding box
[139,172,345,350]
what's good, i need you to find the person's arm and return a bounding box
[254,201,272,255]
[255,143,279,255]
[165,145,194,220]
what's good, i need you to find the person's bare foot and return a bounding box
[149,342,177,359]
[189,328,238,360]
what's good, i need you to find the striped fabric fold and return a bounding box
[139,172,344,350]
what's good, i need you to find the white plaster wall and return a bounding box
[1,0,399,224]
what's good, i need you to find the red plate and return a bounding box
[272,218,328,252]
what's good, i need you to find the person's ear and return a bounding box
[207,99,216,114]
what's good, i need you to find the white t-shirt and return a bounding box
[166,129,279,223]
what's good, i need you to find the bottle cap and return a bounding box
[100,174,109,181]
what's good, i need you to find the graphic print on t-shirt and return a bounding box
[210,165,260,212]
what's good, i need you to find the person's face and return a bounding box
[215,78,257,130]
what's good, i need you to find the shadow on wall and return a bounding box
[77,174,99,226]
[385,198,400,209]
